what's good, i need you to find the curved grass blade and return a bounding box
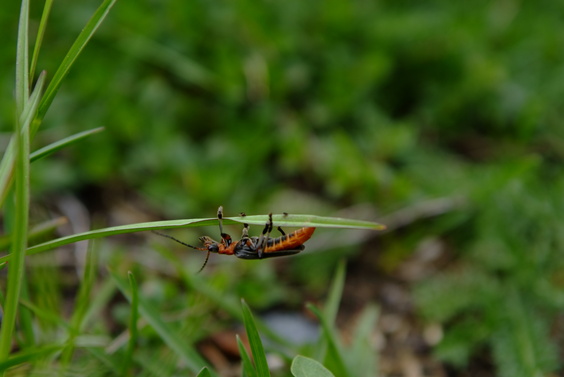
[0,71,46,208]
[30,127,105,162]
[307,304,349,377]
[0,0,34,358]
[196,367,213,377]
[237,335,257,377]
[121,271,139,377]
[0,214,385,263]
[0,345,62,371]
[241,299,270,377]
[29,0,54,82]
[36,0,118,123]
[227,214,385,230]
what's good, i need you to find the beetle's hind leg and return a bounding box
[217,206,232,246]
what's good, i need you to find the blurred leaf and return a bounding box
[30,127,105,162]
[196,367,213,377]
[237,335,257,377]
[111,271,214,376]
[241,299,270,377]
[348,305,379,376]
[291,356,335,377]
[308,304,349,377]
[36,0,119,123]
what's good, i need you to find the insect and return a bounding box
[153,207,316,271]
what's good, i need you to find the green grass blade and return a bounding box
[237,335,257,377]
[121,271,139,377]
[229,214,385,230]
[196,367,213,377]
[61,241,99,366]
[240,299,270,377]
[15,0,30,114]
[307,304,349,377]
[0,345,62,371]
[348,305,379,376]
[324,260,346,325]
[0,214,383,263]
[0,0,33,359]
[30,127,105,163]
[36,0,118,123]
[0,71,46,209]
[290,355,335,377]
[111,271,215,376]
[29,0,54,82]
[313,261,345,362]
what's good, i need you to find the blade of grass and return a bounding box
[30,127,105,162]
[0,345,62,372]
[348,305,379,376]
[111,270,215,376]
[0,214,384,263]
[310,261,348,377]
[313,260,346,363]
[0,0,33,360]
[0,71,46,209]
[241,299,271,377]
[324,260,346,325]
[61,241,99,366]
[29,0,54,82]
[237,335,258,377]
[307,304,349,377]
[15,0,30,115]
[120,271,139,377]
[36,0,118,124]
[196,367,213,377]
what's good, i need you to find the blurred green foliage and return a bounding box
[2,0,564,375]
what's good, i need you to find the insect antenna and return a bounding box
[151,230,203,250]
[198,251,211,273]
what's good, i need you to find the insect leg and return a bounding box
[217,206,232,246]
[256,213,273,258]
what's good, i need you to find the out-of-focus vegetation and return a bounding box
[1,0,564,375]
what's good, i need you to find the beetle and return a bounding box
[153,206,316,271]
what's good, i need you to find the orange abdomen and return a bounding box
[266,227,316,251]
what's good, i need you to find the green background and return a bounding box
[2,0,564,375]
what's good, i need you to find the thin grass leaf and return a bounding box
[307,304,349,377]
[121,271,139,377]
[61,241,99,365]
[196,367,213,377]
[36,0,118,124]
[0,71,46,208]
[0,214,384,263]
[314,261,345,364]
[111,271,215,376]
[20,299,70,330]
[0,0,33,358]
[17,280,35,349]
[236,214,385,230]
[237,335,257,377]
[241,299,271,377]
[15,0,30,114]
[30,127,105,162]
[0,345,62,372]
[348,305,379,376]
[87,347,122,374]
[324,260,346,325]
[291,356,335,377]
[81,277,117,330]
[29,0,54,82]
